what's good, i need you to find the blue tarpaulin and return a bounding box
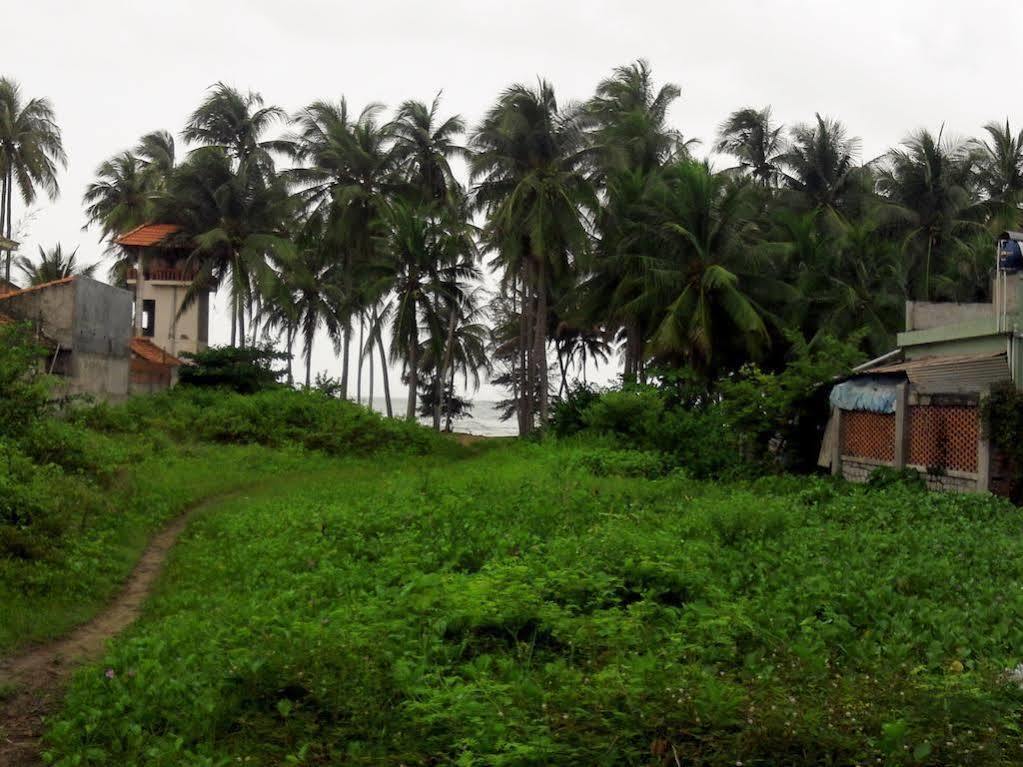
[829,377,898,414]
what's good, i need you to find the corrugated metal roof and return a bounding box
[116,224,182,248]
[868,352,1010,394]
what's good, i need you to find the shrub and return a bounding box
[0,322,53,439]
[550,383,602,437]
[179,345,289,393]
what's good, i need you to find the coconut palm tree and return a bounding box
[716,107,785,186]
[0,78,66,283]
[83,152,154,246]
[585,59,688,179]
[876,128,983,300]
[289,99,399,397]
[389,95,466,205]
[778,114,861,211]
[643,161,773,375]
[972,120,1023,202]
[183,83,289,174]
[161,147,294,346]
[471,80,595,432]
[15,244,96,285]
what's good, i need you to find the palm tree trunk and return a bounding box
[285,323,295,386]
[237,301,246,349]
[305,342,313,388]
[406,327,419,421]
[445,363,456,432]
[357,312,365,405]
[1,169,7,284]
[376,330,392,418]
[368,335,375,411]
[230,293,237,346]
[518,268,532,435]
[556,341,568,397]
[340,322,351,400]
[435,303,458,431]
[4,166,12,284]
[534,261,549,430]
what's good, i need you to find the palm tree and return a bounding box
[83,152,154,245]
[161,147,294,346]
[643,161,773,375]
[876,128,983,300]
[0,78,66,282]
[380,201,476,422]
[389,95,466,205]
[471,80,594,433]
[778,114,861,211]
[716,107,785,186]
[15,244,96,285]
[972,120,1023,202]
[183,83,289,174]
[289,99,399,397]
[585,59,688,178]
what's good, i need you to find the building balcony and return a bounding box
[125,268,198,283]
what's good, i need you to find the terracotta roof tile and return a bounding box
[0,276,75,302]
[130,337,184,366]
[116,224,183,248]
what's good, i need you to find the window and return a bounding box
[142,299,155,338]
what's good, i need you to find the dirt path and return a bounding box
[0,495,225,766]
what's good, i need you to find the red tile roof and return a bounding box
[116,224,183,248]
[0,276,75,301]
[130,337,184,366]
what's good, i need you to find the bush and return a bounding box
[179,345,289,393]
[0,322,53,439]
[550,383,602,437]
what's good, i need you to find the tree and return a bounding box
[15,244,96,285]
[877,128,983,300]
[716,106,785,186]
[972,120,1023,202]
[643,161,774,376]
[161,147,293,347]
[380,200,475,422]
[0,78,66,282]
[83,152,154,245]
[289,99,398,397]
[183,83,289,174]
[471,80,594,433]
[778,114,861,211]
[389,95,466,205]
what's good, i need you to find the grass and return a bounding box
[41,442,1023,766]
[0,387,443,655]
[0,443,335,654]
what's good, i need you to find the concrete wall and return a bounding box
[73,278,132,356]
[905,301,992,332]
[137,281,208,357]
[0,281,75,346]
[840,456,980,493]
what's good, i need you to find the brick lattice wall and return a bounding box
[906,405,978,474]
[842,411,895,463]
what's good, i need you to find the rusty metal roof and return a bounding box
[116,224,182,248]
[868,352,1010,394]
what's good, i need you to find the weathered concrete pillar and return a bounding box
[893,383,909,470]
[977,389,991,493]
[831,407,844,477]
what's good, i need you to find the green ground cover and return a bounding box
[43,443,1023,766]
[0,383,439,655]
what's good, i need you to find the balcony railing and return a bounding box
[126,268,197,282]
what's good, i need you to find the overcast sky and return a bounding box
[4,0,1020,401]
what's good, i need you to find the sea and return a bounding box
[365,398,519,437]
